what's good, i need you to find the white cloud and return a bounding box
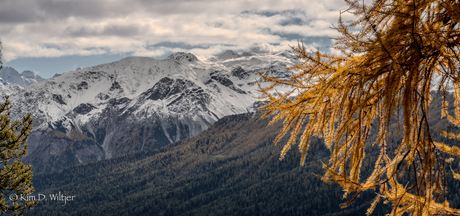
[0,0,352,62]
[132,46,185,57]
[249,43,273,54]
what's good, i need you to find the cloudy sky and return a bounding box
[0,0,353,78]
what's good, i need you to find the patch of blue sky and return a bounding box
[5,54,128,78]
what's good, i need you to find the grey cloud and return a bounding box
[0,0,347,25]
[0,0,346,63]
[0,0,41,23]
[249,10,307,26]
[0,0,277,24]
[64,26,93,37]
[65,24,149,37]
[37,0,216,20]
[101,25,150,37]
[0,9,37,23]
[37,0,115,20]
[0,0,136,23]
[0,26,15,35]
[136,0,228,14]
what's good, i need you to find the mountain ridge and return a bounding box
[5,50,299,173]
[0,66,44,95]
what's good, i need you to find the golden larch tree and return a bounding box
[258,0,460,215]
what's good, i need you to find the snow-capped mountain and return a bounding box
[0,66,44,96]
[0,66,44,88]
[7,50,298,173]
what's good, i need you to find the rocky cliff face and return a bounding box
[6,50,298,173]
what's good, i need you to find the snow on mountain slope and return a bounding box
[0,66,44,89]
[7,50,299,173]
[0,80,22,96]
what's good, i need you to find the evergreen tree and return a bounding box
[259,0,460,215]
[0,40,37,215]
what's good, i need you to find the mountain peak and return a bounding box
[52,73,63,78]
[218,50,241,60]
[21,70,42,80]
[166,52,198,63]
[0,66,44,88]
[117,56,158,65]
[0,66,20,76]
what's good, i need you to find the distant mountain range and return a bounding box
[2,50,299,173]
[0,66,44,95]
